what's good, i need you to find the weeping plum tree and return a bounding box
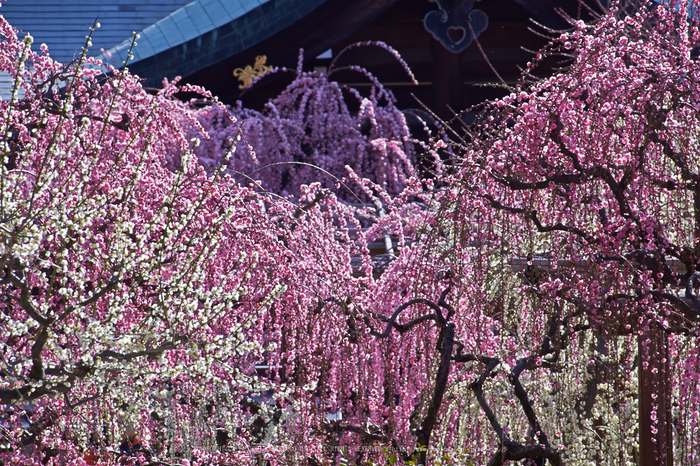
[0,17,443,466]
[0,22,527,465]
[186,43,424,201]
[440,1,700,464]
[0,20,388,465]
[175,32,577,466]
[0,23,287,465]
[238,1,700,465]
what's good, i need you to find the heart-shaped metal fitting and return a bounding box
[424,0,489,53]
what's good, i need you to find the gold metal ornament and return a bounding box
[233,55,272,89]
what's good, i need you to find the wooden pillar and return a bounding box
[639,325,673,466]
[509,258,678,463]
[431,38,463,121]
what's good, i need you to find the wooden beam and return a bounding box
[639,326,673,466]
[431,38,464,120]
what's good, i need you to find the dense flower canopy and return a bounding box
[449,1,700,463]
[0,17,437,466]
[183,45,423,201]
[3,1,700,466]
[0,19,310,464]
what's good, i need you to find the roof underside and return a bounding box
[127,0,401,95]
[122,0,602,109]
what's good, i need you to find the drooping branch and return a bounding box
[370,298,446,338]
[0,380,71,404]
[494,172,584,191]
[552,117,585,175]
[510,359,550,449]
[469,358,503,440]
[479,192,599,245]
[465,302,585,466]
[96,336,188,362]
[0,336,190,405]
[414,323,455,465]
[4,266,50,325]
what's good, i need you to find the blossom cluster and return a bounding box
[450,0,700,463]
[182,46,423,201]
[4,1,700,465]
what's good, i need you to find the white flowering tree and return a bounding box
[0,21,312,465]
[0,17,432,466]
